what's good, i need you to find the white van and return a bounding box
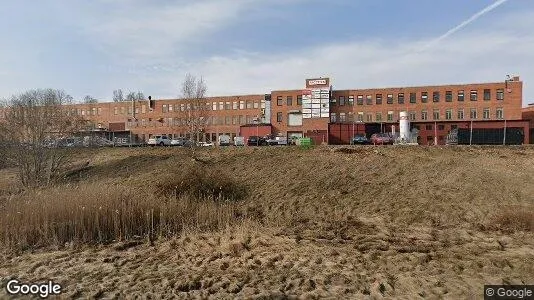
[218,135,231,146]
[234,136,245,146]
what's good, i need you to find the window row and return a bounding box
[276,95,303,106]
[162,100,261,113]
[129,115,261,127]
[68,107,103,116]
[329,88,505,106]
[329,108,504,123]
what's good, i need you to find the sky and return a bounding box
[1,0,534,106]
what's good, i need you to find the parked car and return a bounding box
[171,137,191,147]
[197,141,214,147]
[351,134,370,145]
[218,135,231,146]
[247,136,267,146]
[370,133,394,145]
[234,136,245,146]
[147,135,171,146]
[264,135,278,146]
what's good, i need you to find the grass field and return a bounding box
[0,145,533,299]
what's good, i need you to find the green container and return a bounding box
[299,137,312,149]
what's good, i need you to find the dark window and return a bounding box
[376,94,383,105]
[410,93,416,103]
[421,92,428,103]
[451,124,458,130]
[470,90,478,101]
[483,89,491,101]
[277,96,283,106]
[426,125,433,130]
[433,91,440,102]
[297,95,302,105]
[287,96,293,106]
[445,91,453,102]
[276,112,282,122]
[366,95,373,105]
[339,96,345,106]
[497,89,504,100]
[387,94,393,104]
[357,95,363,105]
[433,109,440,120]
[458,90,465,101]
[438,125,445,130]
[398,93,405,104]
[348,96,354,106]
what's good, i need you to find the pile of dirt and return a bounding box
[0,145,533,298]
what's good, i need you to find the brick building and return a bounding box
[35,75,530,145]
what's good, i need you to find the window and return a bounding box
[239,115,245,124]
[470,90,478,101]
[114,107,118,115]
[483,108,490,119]
[458,109,464,120]
[93,108,98,116]
[357,112,364,122]
[445,109,452,120]
[409,111,416,121]
[445,91,452,102]
[277,96,283,106]
[433,91,440,102]
[410,92,416,104]
[496,108,504,119]
[339,96,345,106]
[331,113,337,123]
[398,93,405,104]
[458,90,465,101]
[421,110,428,120]
[277,112,283,122]
[366,95,373,105]
[347,112,354,122]
[497,89,504,100]
[376,113,382,122]
[98,108,102,115]
[162,104,168,113]
[219,102,224,110]
[348,96,354,106]
[366,114,373,122]
[297,95,303,105]
[470,108,477,119]
[240,100,245,109]
[225,102,231,110]
[484,89,491,101]
[225,116,231,125]
[212,102,217,111]
[120,107,125,115]
[339,112,346,122]
[233,101,238,110]
[451,125,458,130]
[286,96,293,106]
[421,92,428,103]
[376,94,383,105]
[387,111,393,121]
[253,101,259,109]
[357,95,363,105]
[232,116,238,125]
[387,94,393,104]
[330,96,337,106]
[246,101,253,109]
[433,109,440,120]
[426,125,433,130]
[169,104,174,112]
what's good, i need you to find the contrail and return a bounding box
[420,0,510,51]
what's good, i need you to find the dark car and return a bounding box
[247,136,267,146]
[351,134,370,145]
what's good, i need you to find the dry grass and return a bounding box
[0,183,238,252]
[0,146,533,298]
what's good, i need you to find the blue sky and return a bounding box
[1,0,534,106]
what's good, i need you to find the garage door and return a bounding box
[288,113,303,126]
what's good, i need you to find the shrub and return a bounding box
[155,164,248,201]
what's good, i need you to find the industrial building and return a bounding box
[59,75,530,145]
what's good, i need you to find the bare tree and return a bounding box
[181,73,208,148]
[0,89,85,187]
[83,95,98,104]
[113,89,124,102]
[125,91,145,101]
